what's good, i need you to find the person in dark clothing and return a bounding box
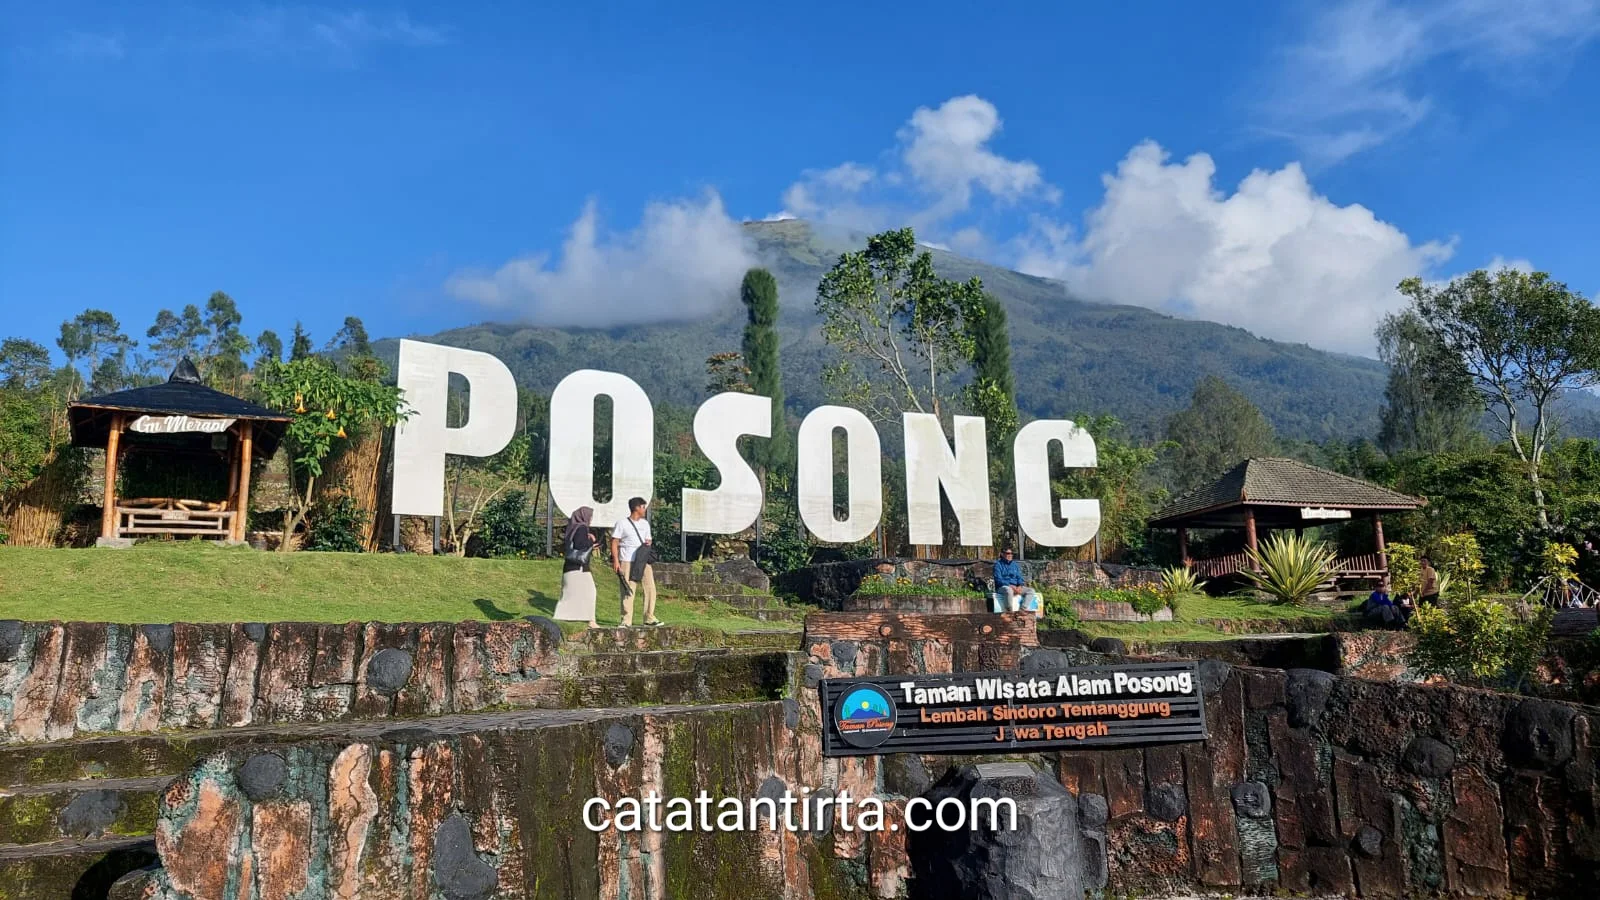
[1358,578,1403,629]
[553,506,599,628]
[991,548,1040,616]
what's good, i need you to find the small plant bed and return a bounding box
[845,574,988,614]
[1050,592,1349,643]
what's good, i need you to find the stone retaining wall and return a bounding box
[0,617,567,744]
[114,612,1600,898]
[801,613,1600,898]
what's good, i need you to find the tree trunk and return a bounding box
[277,476,315,552]
[319,426,386,551]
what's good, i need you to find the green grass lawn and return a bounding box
[0,543,795,632]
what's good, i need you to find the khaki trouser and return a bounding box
[618,564,657,626]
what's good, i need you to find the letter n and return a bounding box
[903,413,992,546]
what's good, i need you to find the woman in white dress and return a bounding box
[552,506,599,627]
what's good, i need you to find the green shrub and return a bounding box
[1040,590,1079,631]
[1407,594,1552,687]
[1126,583,1167,617]
[1435,533,1484,602]
[1540,541,1578,582]
[477,491,537,559]
[1387,543,1420,596]
[1243,532,1336,605]
[303,494,367,553]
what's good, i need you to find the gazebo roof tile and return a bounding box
[1150,457,1424,526]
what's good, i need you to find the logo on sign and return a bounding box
[833,684,897,749]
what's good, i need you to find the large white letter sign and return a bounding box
[548,370,654,526]
[1013,419,1101,547]
[392,339,517,518]
[796,406,882,543]
[683,392,772,533]
[904,414,993,546]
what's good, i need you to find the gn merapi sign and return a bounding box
[820,662,1206,758]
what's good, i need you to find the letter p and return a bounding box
[391,339,518,517]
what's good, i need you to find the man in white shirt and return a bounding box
[610,496,661,627]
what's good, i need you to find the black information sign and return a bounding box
[820,662,1207,757]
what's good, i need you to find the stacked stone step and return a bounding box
[0,617,803,897]
[652,560,807,623]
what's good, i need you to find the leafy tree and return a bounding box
[444,434,532,556]
[740,268,789,473]
[203,292,251,391]
[1380,449,1534,588]
[255,330,283,368]
[1398,269,1600,529]
[329,316,371,356]
[289,322,314,361]
[1163,376,1276,494]
[1376,310,1480,454]
[704,351,753,395]
[814,227,988,421]
[255,356,410,550]
[965,293,1018,450]
[145,305,207,376]
[1051,415,1168,561]
[0,339,59,497]
[57,310,133,398]
[966,293,1020,532]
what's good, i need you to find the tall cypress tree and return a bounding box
[965,293,1019,540]
[967,293,1018,454]
[740,268,789,474]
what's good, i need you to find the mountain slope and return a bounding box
[378,219,1398,441]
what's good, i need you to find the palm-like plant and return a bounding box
[1159,565,1209,618]
[1242,532,1337,606]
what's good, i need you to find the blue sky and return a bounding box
[3,1,1598,358]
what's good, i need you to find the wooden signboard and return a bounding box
[820,662,1206,757]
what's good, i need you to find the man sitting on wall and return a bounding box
[991,548,1041,616]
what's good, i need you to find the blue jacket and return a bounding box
[992,558,1026,588]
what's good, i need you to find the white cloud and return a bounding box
[898,95,1058,222]
[57,31,126,61]
[1015,141,1455,355]
[776,95,1057,235]
[1262,0,1600,165]
[204,7,449,60]
[446,192,758,328]
[35,7,448,65]
[1483,255,1534,274]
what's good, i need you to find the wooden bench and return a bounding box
[116,499,236,540]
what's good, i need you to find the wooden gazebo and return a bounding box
[68,360,291,545]
[1148,457,1425,584]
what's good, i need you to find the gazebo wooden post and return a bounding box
[234,423,254,542]
[1177,527,1190,566]
[101,414,124,540]
[1244,507,1260,572]
[1374,514,1388,576]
